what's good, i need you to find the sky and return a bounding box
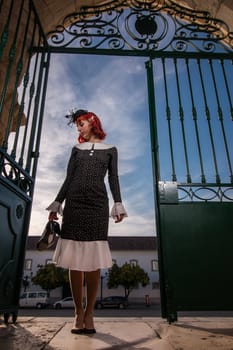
[28,54,157,237]
[18,43,233,236]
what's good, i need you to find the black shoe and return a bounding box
[71,328,84,334]
[84,328,96,334]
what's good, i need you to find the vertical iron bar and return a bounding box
[31,51,50,181]
[10,3,33,159]
[174,58,191,183]
[25,44,46,175]
[145,59,160,182]
[19,45,40,168]
[145,57,167,319]
[220,59,233,121]
[186,58,206,183]
[20,27,40,169]
[162,58,177,182]
[197,59,220,184]
[0,0,14,60]
[209,59,233,183]
[22,1,49,174]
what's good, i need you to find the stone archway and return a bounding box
[33,1,233,35]
[1,0,233,323]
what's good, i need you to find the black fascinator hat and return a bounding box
[65,109,88,125]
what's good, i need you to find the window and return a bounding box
[152,282,158,289]
[151,260,158,271]
[20,293,27,299]
[130,259,137,267]
[28,292,37,298]
[46,259,53,265]
[24,259,32,270]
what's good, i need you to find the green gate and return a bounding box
[145,44,233,321]
[1,0,233,323]
[0,0,50,322]
[46,1,233,322]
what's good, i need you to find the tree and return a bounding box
[107,262,150,297]
[31,263,68,296]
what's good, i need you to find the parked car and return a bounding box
[95,296,129,309]
[53,297,74,309]
[19,291,49,309]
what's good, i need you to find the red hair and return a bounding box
[76,112,106,143]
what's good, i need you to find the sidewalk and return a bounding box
[1,315,233,349]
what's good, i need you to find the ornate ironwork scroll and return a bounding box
[0,150,33,197]
[47,0,233,53]
[178,185,233,202]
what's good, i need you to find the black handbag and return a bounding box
[36,220,61,251]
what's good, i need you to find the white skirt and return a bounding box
[52,238,112,271]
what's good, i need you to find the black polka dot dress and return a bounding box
[47,142,127,271]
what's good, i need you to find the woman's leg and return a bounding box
[69,270,85,329]
[84,269,100,330]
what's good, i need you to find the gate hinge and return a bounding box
[159,181,178,204]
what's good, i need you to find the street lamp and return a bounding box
[22,275,29,292]
[100,272,108,301]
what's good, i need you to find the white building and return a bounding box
[23,236,160,303]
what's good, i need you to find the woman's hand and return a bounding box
[49,211,58,221]
[115,213,124,223]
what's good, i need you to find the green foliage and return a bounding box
[107,262,150,297]
[32,264,68,295]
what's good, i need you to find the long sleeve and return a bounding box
[108,147,128,219]
[108,147,122,202]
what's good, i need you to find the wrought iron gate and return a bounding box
[0,0,50,322]
[1,0,233,323]
[146,55,233,322]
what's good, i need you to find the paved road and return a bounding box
[18,303,233,319]
[18,302,162,318]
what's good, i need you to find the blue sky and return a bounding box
[28,54,156,236]
[27,51,233,235]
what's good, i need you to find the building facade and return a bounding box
[23,236,160,303]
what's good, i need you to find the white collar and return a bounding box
[75,142,114,150]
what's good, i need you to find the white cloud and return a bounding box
[29,54,156,237]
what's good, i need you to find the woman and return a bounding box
[47,109,127,334]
